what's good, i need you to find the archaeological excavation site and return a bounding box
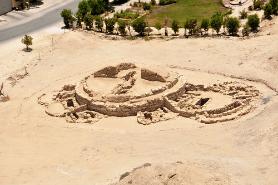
[38,63,269,125]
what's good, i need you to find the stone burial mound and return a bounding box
[38,63,261,125]
[112,161,231,185]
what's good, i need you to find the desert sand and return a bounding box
[0,16,278,185]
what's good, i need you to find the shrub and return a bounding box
[171,20,179,34]
[247,14,260,32]
[264,3,273,19]
[143,2,152,10]
[240,9,248,19]
[210,12,223,34]
[159,0,176,6]
[242,24,250,36]
[84,13,94,29]
[118,20,127,35]
[253,0,263,10]
[88,0,112,15]
[192,26,201,35]
[132,18,146,36]
[76,11,83,28]
[184,18,197,35]
[21,35,33,51]
[151,0,156,5]
[225,17,240,35]
[78,0,90,20]
[95,16,104,31]
[105,18,116,33]
[61,9,75,28]
[200,18,210,34]
[155,22,162,30]
[270,0,278,15]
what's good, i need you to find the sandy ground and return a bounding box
[0,16,278,185]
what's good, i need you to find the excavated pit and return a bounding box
[38,63,266,125]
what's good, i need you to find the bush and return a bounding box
[225,17,240,35]
[88,0,112,15]
[21,35,33,51]
[132,18,147,36]
[253,0,263,10]
[118,20,127,35]
[264,3,273,19]
[75,11,83,28]
[171,20,179,34]
[210,12,223,34]
[200,18,210,33]
[242,24,250,36]
[247,14,260,32]
[240,9,248,19]
[184,18,197,35]
[61,9,75,28]
[159,0,176,6]
[155,22,162,30]
[151,0,156,5]
[270,0,278,15]
[78,0,90,20]
[114,10,139,20]
[105,18,116,33]
[84,13,94,29]
[143,2,152,10]
[95,16,104,31]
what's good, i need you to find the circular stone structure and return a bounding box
[38,63,261,125]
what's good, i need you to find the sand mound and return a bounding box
[38,63,261,124]
[113,162,231,185]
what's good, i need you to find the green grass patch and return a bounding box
[114,10,140,20]
[146,0,227,26]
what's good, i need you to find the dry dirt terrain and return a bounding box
[0,17,278,185]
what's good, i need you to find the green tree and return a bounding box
[76,11,83,28]
[143,2,152,10]
[247,14,260,32]
[78,0,90,21]
[270,0,278,15]
[105,18,116,34]
[210,12,223,34]
[95,16,104,31]
[84,13,94,30]
[171,20,179,35]
[132,18,146,36]
[225,17,240,35]
[118,20,127,36]
[88,0,110,15]
[200,18,209,34]
[185,18,197,35]
[21,35,33,51]
[264,3,273,19]
[60,9,74,28]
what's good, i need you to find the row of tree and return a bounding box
[61,9,261,37]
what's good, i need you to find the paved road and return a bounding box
[0,0,80,42]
